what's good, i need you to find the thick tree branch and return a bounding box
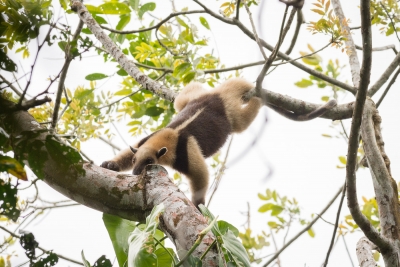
[345,0,391,252]
[0,102,218,266]
[71,1,177,102]
[356,237,378,267]
[332,0,360,87]
[361,100,400,243]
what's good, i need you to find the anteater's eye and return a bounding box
[146,159,153,164]
[133,158,136,163]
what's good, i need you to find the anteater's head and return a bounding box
[130,146,168,175]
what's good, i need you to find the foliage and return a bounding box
[307,0,348,49]
[20,232,59,267]
[294,44,346,101]
[371,0,400,36]
[0,178,21,221]
[0,0,52,71]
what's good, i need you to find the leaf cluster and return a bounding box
[307,0,348,49]
[0,0,52,71]
[371,0,400,36]
[294,45,346,101]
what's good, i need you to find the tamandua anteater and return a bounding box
[100,78,262,207]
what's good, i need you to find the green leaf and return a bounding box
[115,89,132,96]
[154,248,175,267]
[145,107,164,117]
[103,214,137,267]
[117,68,128,76]
[182,71,196,84]
[127,204,165,267]
[81,251,91,267]
[0,127,11,152]
[176,17,189,28]
[93,15,108,25]
[99,2,131,15]
[199,17,210,30]
[217,221,239,237]
[0,180,20,221]
[129,0,139,11]
[139,2,156,19]
[0,155,27,180]
[321,96,330,102]
[221,230,251,267]
[177,250,202,267]
[85,73,108,81]
[258,203,274,213]
[294,79,313,88]
[271,205,284,216]
[173,62,191,77]
[339,156,347,164]
[59,0,68,10]
[58,41,67,52]
[117,14,131,31]
[307,228,315,238]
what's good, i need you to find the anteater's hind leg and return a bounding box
[174,82,208,112]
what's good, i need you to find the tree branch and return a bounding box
[0,74,22,96]
[51,19,84,129]
[263,185,343,267]
[0,103,218,266]
[266,99,337,121]
[332,0,360,87]
[323,182,346,267]
[356,237,378,267]
[345,0,391,252]
[100,10,206,34]
[376,67,400,108]
[355,44,398,54]
[368,51,400,97]
[361,100,400,242]
[71,1,177,102]
[0,225,83,266]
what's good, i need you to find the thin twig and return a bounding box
[0,74,22,96]
[99,136,122,151]
[380,2,400,43]
[355,44,398,54]
[51,20,84,129]
[342,235,355,267]
[256,6,296,94]
[323,182,346,267]
[263,186,343,267]
[244,0,268,60]
[18,25,55,105]
[0,226,83,266]
[368,51,400,96]
[376,67,400,108]
[207,137,233,207]
[101,10,206,34]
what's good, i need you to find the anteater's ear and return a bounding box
[130,146,138,154]
[156,147,168,158]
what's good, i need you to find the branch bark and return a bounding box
[0,101,218,266]
[331,0,360,87]
[356,237,378,267]
[71,1,177,102]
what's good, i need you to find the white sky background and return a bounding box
[2,0,400,266]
